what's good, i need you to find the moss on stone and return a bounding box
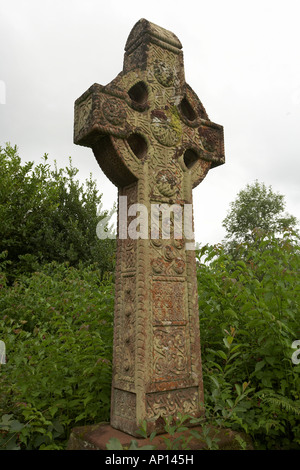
[169,106,183,140]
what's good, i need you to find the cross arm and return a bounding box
[74,83,132,147]
[74,82,146,187]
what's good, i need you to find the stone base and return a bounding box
[67,422,253,450]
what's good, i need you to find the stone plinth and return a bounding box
[67,422,252,450]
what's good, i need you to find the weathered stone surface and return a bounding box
[74,18,225,436]
[67,422,253,450]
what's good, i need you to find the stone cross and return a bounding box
[74,19,225,436]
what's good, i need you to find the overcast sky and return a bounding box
[1,0,299,245]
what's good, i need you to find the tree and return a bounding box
[0,143,116,281]
[222,180,298,245]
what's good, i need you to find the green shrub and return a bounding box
[1,229,299,449]
[197,230,300,449]
[0,262,114,449]
[0,143,116,283]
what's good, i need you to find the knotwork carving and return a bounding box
[146,387,199,420]
[122,184,137,272]
[151,279,186,324]
[155,168,179,197]
[151,108,182,147]
[154,60,174,87]
[102,98,127,126]
[76,96,92,134]
[151,235,186,277]
[198,126,220,153]
[153,327,187,380]
[122,276,135,377]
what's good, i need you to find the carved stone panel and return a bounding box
[152,326,188,381]
[121,275,136,380]
[151,278,186,324]
[113,389,136,420]
[146,387,199,420]
[121,184,137,273]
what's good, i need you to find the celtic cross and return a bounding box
[74,19,225,436]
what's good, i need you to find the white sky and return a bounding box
[1,0,299,245]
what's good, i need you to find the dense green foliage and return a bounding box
[0,144,116,449]
[197,230,300,449]
[0,144,299,449]
[0,144,116,282]
[1,231,299,449]
[222,180,298,246]
[0,262,114,449]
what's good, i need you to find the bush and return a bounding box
[0,262,114,449]
[1,223,299,448]
[0,143,116,282]
[197,230,300,449]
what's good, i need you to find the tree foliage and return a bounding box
[0,231,299,449]
[0,262,114,449]
[222,180,298,245]
[0,144,116,281]
[197,230,300,449]
[1,150,299,449]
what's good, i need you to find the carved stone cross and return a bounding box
[74,19,224,436]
